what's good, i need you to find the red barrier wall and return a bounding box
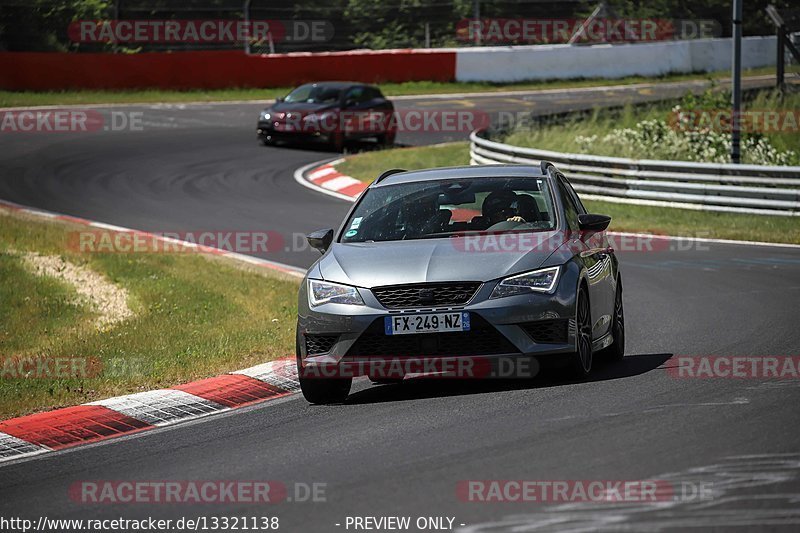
[0,49,456,91]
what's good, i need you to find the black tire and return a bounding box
[377,132,394,148]
[296,335,351,404]
[299,374,352,404]
[599,279,625,362]
[568,285,593,377]
[331,131,345,152]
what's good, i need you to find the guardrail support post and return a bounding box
[244,0,252,55]
[473,0,481,45]
[777,25,786,90]
[731,0,743,164]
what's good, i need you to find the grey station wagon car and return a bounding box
[296,163,624,403]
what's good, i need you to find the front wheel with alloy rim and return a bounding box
[599,279,625,362]
[568,285,593,377]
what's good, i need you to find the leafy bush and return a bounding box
[576,115,798,166]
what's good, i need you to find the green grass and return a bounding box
[337,142,470,183]
[0,254,89,354]
[334,142,800,244]
[0,66,781,108]
[502,89,800,165]
[0,209,300,419]
[0,88,289,108]
[745,90,800,157]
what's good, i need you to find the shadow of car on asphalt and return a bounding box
[343,353,674,405]
[261,138,404,154]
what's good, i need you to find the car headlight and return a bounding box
[490,266,561,299]
[260,111,271,121]
[308,279,364,307]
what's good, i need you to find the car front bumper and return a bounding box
[296,267,581,377]
[257,121,335,144]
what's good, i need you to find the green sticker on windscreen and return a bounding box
[345,230,358,237]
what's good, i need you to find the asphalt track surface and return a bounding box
[1,76,800,532]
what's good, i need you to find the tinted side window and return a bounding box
[559,174,587,214]
[557,179,580,231]
[345,86,368,104]
[366,87,383,101]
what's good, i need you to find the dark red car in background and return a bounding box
[257,81,397,151]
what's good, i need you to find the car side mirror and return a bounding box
[344,98,356,108]
[307,228,334,254]
[578,214,611,239]
[276,96,284,103]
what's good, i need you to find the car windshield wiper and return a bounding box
[417,232,479,239]
[420,228,553,239]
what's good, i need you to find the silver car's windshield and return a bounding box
[341,177,556,243]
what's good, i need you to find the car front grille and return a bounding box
[305,334,339,355]
[344,314,517,358]
[520,319,570,344]
[371,282,482,309]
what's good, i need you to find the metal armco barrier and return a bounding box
[470,130,800,216]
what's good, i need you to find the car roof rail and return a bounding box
[540,160,557,176]
[374,168,407,184]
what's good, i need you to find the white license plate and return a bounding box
[384,312,471,335]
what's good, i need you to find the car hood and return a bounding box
[318,232,568,288]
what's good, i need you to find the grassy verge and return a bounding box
[334,142,800,244]
[0,66,782,108]
[0,208,299,419]
[337,142,470,182]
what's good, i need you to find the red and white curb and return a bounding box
[0,358,298,463]
[294,158,363,202]
[0,198,309,464]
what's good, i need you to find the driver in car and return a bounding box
[482,190,526,226]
